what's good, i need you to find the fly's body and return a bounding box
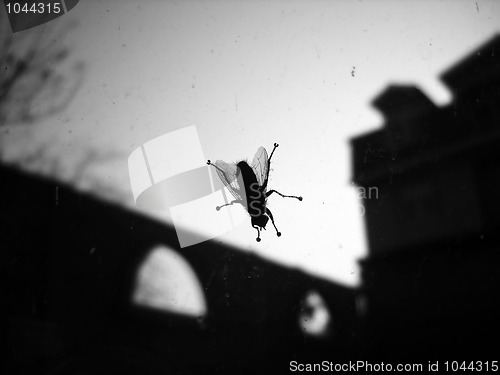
[207,143,302,242]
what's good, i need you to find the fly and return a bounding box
[207,142,302,242]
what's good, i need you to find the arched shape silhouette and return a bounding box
[132,245,207,318]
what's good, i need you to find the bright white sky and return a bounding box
[4,0,500,286]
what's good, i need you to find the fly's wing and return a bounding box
[213,160,244,200]
[251,146,268,187]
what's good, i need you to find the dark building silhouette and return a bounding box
[0,165,358,374]
[352,35,500,359]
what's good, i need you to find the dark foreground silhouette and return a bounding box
[0,165,356,375]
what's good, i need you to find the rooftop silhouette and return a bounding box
[351,34,500,358]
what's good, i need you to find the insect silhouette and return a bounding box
[207,143,302,242]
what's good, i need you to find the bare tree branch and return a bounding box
[0,14,128,203]
[0,13,85,127]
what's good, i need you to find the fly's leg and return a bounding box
[207,160,245,210]
[266,208,281,237]
[253,225,261,242]
[207,160,244,198]
[268,143,279,165]
[216,199,244,211]
[207,160,226,175]
[266,189,303,201]
[263,143,279,190]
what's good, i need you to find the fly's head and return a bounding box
[251,215,269,230]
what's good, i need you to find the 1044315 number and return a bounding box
[5,2,62,14]
[444,361,498,372]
